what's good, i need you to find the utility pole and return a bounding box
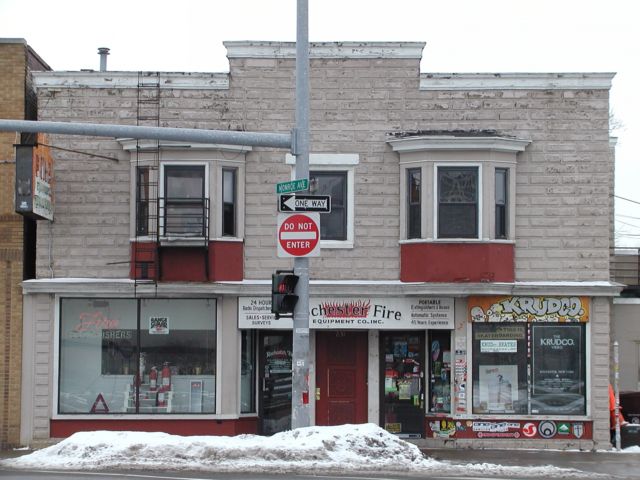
[291,0,311,429]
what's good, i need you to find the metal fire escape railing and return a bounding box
[134,72,161,295]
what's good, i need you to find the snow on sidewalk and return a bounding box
[1,423,603,477]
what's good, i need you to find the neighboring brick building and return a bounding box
[0,38,50,449]
[18,42,621,449]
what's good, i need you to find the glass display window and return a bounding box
[59,298,216,415]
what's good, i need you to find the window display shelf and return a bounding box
[124,384,172,413]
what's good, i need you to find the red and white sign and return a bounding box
[277,213,320,258]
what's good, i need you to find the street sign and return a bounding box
[279,194,331,213]
[276,178,309,194]
[277,213,321,258]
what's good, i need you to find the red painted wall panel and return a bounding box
[209,241,244,281]
[401,242,514,283]
[130,241,244,282]
[50,417,258,438]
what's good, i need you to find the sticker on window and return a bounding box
[149,316,169,334]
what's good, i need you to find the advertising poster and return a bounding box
[468,296,589,323]
[531,324,585,415]
[478,365,518,412]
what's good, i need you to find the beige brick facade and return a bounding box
[0,39,49,449]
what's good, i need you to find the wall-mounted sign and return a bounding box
[468,296,589,323]
[15,133,54,221]
[238,296,454,330]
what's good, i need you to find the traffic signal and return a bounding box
[271,270,299,319]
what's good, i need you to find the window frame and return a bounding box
[495,168,508,240]
[221,167,237,238]
[407,167,422,239]
[286,153,358,249]
[161,163,208,237]
[435,164,480,240]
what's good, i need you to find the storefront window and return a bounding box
[472,322,586,415]
[59,298,216,415]
[531,324,585,415]
[428,331,451,413]
[472,323,528,414]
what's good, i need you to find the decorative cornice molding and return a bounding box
[387,135,531,153]
[22,279,622,297]
[33,71,229,90]
[420,72,615,90]
[224,41,425,59]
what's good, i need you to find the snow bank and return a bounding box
[1,423,602,477]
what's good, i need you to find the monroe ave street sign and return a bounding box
[278,194,331,213]
[276,178,309,194]
[277,212,321,257]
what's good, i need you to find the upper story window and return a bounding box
[222,168,237,237]
[407,168,421,239]
[390,134,529,242]
[495,168,508,239]
[162,164,207,237]
[286,153,359,248]
[437,166,478,239]
[120,139,249,243]
[310,171,347,241]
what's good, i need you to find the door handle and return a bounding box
[316,387,321,400]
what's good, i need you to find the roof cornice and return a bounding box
[33,71,229,90]
[388,135,531,153]
[420,72,615,90]
[224,41,425,59]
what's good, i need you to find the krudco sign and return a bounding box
[468,296,590,323]
[239,296,454,330]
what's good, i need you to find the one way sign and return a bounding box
[278,194,331,213]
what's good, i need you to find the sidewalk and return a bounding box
[422,447,640,479]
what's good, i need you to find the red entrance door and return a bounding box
[316,331,368,425]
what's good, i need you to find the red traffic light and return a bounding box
[271,270,299,318]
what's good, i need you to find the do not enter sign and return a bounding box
[277,212,321,258]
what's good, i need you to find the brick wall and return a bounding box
[0,40,26,449]
[33,49,612,283]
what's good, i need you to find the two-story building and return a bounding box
[17,41,620,449]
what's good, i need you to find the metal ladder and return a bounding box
[133,71,161,295]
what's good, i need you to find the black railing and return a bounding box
[158,197,209,238]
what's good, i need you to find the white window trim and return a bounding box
[285,154,359,249]
[434,162,483,241]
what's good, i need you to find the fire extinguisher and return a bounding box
[157,387,167,407]
[149,367,158,391]
[161,362,171,390]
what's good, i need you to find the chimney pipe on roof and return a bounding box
[98,47,110,72]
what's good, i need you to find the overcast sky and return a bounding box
[2,0,638,247]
